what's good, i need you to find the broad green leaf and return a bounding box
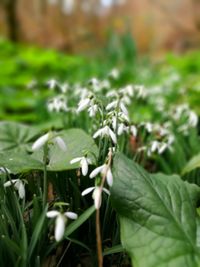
[0,126,98,174]
[182,153,200,175]
[0,121,39,152]
[0,151,43,174]
[111,153,200,267]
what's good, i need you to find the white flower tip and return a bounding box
[65,212,78,220]
[32,133,49,151]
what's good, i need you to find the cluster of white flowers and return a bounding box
[170,104,198,135]
[47,95,69,112]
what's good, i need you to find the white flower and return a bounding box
[54,136,67,151]
[46,210,77,242]
[130,125,137,137]
[188,111,198,127]
[32,133,67,151]
[109,68,119,79]
[70,156,92,176]
[4,179,26,199]
[88,103,98,117]
[90,164,113,187]
[47,79,59,90]
[32,133,50,151]
[82,186,110,209]
[93,126,117,144]
[77,98,91,113]
[47,96,68,112]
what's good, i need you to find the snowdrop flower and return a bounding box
[93,125,117,144]
[54,136,67,151]
[108,68,119,79]
[130,125,137,137]
[47,96,68,112]
[46,210,77,242]
[32,133,67,151]
[4,179,26,199]
[32,133,50,151]
[47,79,59,90]
[90,164,113,186]
[77,98,91,113]
[188,111,198,127]
[70,156,92,176]
[82,186,110,209]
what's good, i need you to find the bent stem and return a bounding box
[96,150,112,267]
[43,144,48,208]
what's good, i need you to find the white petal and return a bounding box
[109,129,117,144]
[55,215,66,242]
[106,101,117,111]
[46,210,60,218]
[64,212,78,220]
[117,123,124,136]
[106,168,113,187]
[77,98,90,113]
[89,165,105,178]
[93,129,103,139]
[54,137,67,151]
[32,133,49,151]
[120,102,128,116]
[70,157,82,164]
[81,187,95,196]
[92,187,102,210]
[102,188,110,195]
[158,143,168,154]
[81,157,88,176]
[4,180,16,187]
[17,181,25,199]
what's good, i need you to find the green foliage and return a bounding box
[111,153,200,267]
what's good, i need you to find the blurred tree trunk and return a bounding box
[192,0,200,31]
[0,0,19,41]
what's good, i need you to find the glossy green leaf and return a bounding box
[111,153,200,267]
[0,121,39,152]
[0,124,98,173]
[182,153,200,175]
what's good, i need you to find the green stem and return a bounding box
[43,144,48,208]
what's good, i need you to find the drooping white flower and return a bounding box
[70,156,92,176]
[82,186,110,209]
[32,133,50,151]
[54,136,67,151]
[47,96,68,113]
[47,79,59,90]
[32,133,67,152]
[77,98,91,113]
[46,210,77,242]
[89,163,113,187]
[93,126,117,144]
[4,179,26,199]
[108,68,119,79]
